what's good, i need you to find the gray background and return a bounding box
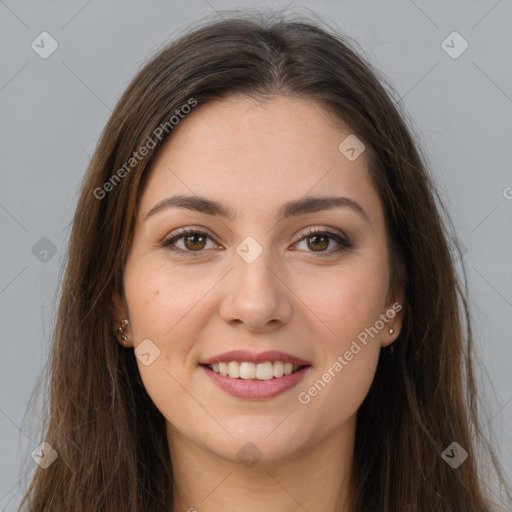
[1,0,511,509]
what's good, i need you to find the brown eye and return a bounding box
[306,234,330,252]
[295,228,352,257]
[183,233,207,251]
[162,227,352,258]
[162,228,216,256]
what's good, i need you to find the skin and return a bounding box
[113,94,404,512]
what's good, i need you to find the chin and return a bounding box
[198,420,309,464]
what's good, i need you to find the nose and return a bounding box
[218,240,293,332]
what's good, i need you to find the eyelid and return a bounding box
[295,225,348,243]
[161,225,352,256]
[161,226,219,254]
[292,226,352,255]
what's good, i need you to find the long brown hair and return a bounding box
[19,10,511,512]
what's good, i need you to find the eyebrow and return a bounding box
[145,193,372,226]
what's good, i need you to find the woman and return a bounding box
[20,11,511,512]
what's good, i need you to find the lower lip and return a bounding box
[200,365,311,400]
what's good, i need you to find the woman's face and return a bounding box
[115,95,403,464]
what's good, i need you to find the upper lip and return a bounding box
[200,350,311,366]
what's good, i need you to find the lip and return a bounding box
[200,350,311,366]
[200,364,312,400]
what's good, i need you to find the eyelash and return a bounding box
[161,226,352,258]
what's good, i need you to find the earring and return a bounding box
[389,328,395,354]
[118,319,129,342]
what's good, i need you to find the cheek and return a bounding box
[123,257,220,401]
[125,257,212,342]
[294,255,388,345]
[299,348,379,433]
[297,295,382,429]
[292,260,386,415]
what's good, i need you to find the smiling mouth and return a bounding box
[201,361,309,380]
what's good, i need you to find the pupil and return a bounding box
[310,235,327,251]
[187,234,205,250]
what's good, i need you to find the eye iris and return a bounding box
[174,231,337,253]
[307,234,329,251]
[185,233,206,251]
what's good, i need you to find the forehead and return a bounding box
[139,95,383,226]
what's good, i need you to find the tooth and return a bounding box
[239,362,256,379]
[219,362,229,376]
[273,361,284,378]
[283,362,293,375]
[209,360,303,379]
[228,361,240,378]
[256,362,274,380]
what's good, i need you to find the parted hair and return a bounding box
[20,10,510,512]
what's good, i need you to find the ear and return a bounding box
[112,290,133,348]
[381,280,405,349]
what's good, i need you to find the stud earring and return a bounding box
[118,319,129,342]
[389,328,396,355]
